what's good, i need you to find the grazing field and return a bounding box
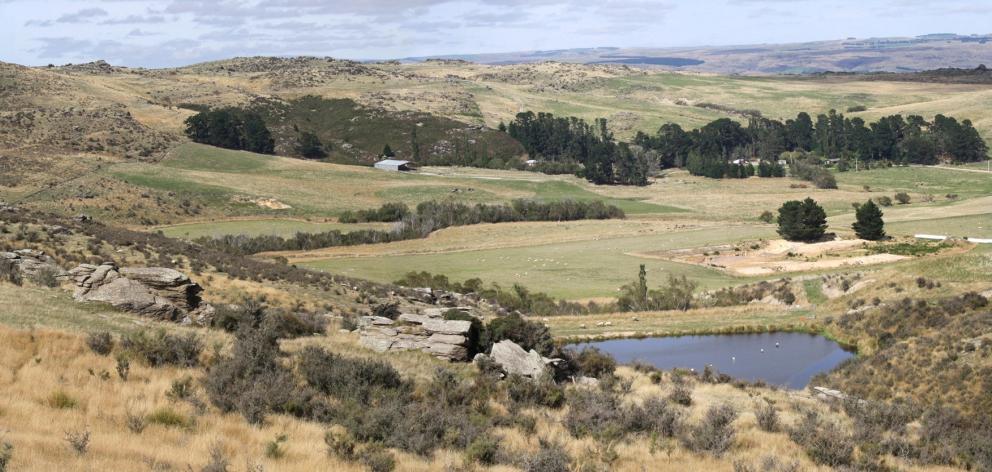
[302,225,776,299]
[107,143,681,220]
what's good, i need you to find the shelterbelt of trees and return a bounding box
[632,111,988,179]
[198,199,625,255]
[506,109,988,183]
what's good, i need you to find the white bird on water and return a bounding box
[776,342,780,348]
[760,348,765,353]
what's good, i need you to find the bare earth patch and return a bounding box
[632,238,910,276]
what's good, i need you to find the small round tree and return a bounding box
[777,197,827,242]
[853,199,885,240]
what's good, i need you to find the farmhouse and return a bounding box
[374,159,412,171]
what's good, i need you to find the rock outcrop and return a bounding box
[1,249,61,276]
[477,340,562,379]
[67,262,213,325]
[358,308,474,361]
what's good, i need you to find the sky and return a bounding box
[2,0,991,68]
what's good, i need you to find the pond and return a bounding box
[567,332,854,389]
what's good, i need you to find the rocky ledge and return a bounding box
[358,307,474,361]
[1,249,61,276]
[67,262,214,325]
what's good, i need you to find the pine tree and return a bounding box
[853,199,885,240]
[381,144,395,158]
[777,198,827,242]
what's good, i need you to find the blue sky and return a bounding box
[2,0,991,67]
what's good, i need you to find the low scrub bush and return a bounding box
[570,347,617,379]
[682,404,738,457]
[505,374,565,410]
[121,329,202,367]
[85,331,114,356]
[465,434,502,466]
[64,429,90,455]
[204,313,327,425]
[788,410,854,467]
[524,439,572,472]
[669,384,693,406]
[485,313,554,356]
[359,445,396,472]
[0,440,11,472]
[0,259,21,286]
[755,401,780,432]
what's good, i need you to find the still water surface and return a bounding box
[568,332,854,389]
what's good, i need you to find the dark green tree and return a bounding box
[381,144,395,158]
[777,198,828,242]
[852,200,885,240]
[295,131,326,159]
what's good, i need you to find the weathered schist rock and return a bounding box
[475,339,563,379]
[66,262,214,325]
[358,309,474,361]
[1,249,61,276]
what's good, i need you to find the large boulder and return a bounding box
[68,262,212,325]
[488,340,556,379]
[358,308,475,361]
[1,249,61,277]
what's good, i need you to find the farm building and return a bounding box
[374,159,412,171]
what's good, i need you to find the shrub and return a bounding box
[202,445,230,472]
[564,388,627,440]
[122,330,202,367]
[894,192,911,204]
[0,440,11,472]
[359,446,396,472]
[465,434,501,465]
[682,404,738,456]
[27,265,60,287]
[524,439,572,472]
[875,195,892,206]
[146,407,192,429]
[115,353,130,381]
[125,411,147,434]
[264,434,288,459]
[85,331,114,356]
[324,430,356,460]
[299,346,406,401]
[167,376,195,401]
[669,384,693,406]
[755,401,779,432]
[47,390,78,409]
[64,429,90,454]
[485,313,554,356]
[733,456,801,472]
[759,211,775,223]
[506,374,565,410]
[637,395,683,438]
[0,259,21,286]
[571,347,617,379]
[788,411,854,467]
[204,316,323,425]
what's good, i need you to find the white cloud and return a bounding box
[1,0,990,67]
